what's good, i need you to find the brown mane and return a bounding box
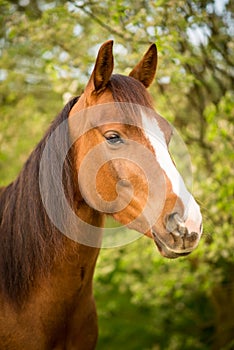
[0,75,153,304]
[109,74,154,107]
[0,96,79,303]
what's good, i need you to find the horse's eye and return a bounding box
[104,132,123,145]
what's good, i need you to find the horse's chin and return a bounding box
[151,231,191,259]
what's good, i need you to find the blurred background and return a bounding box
[0,1,233,349]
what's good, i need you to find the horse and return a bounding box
[0,40,202,349]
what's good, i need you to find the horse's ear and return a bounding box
[88,40,114,93]
[129,43,157,88]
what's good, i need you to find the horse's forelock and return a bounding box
[109,74,154,108]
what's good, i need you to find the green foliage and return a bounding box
[0,0,233,349]
[95,239,214,350]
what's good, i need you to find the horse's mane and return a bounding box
[0,96,79,304]
[0,74,153,304]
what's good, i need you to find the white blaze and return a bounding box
[141,113,202,234]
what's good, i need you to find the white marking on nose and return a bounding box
[141,112,202,234]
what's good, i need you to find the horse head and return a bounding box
[69,41,202,258]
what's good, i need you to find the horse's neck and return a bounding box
[25,208,102,321]
[45,238,100,301]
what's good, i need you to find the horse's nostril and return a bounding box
[166,212,188,237]
[166,213,178,232]
[176,225,188,237]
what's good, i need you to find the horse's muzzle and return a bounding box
[152,212,201,259]
[152,232,191,259]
